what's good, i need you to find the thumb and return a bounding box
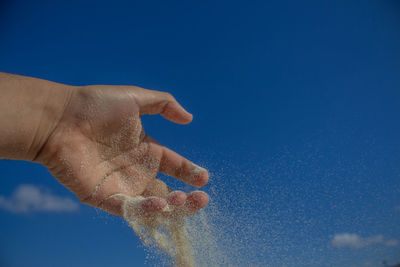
[134,88,193,124]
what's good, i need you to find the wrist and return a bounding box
[30,83,76,163]
[0,72,75,162]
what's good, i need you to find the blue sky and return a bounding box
[0,0,399,266]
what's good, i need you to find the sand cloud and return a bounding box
[0,184,79,213]
[330,233,398,249]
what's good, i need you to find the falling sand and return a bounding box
[107,165,272,267]
[109,189,233,267]
[100,140,382,267]
[110,183,263,267]
[117,194,196,267]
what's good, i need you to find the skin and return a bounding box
[0,72,209,218]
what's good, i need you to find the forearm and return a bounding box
[0,72,73,161]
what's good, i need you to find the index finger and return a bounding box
[145,136,209,188]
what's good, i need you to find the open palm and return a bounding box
[36,85,209,217]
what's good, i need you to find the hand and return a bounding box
[35,85,209,217]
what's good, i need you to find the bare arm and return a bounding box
[0,72,209,217]
[0,72,73,161]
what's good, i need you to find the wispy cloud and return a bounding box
[0,184,79,213]
[330,233,398,249]
[385,239,399,247]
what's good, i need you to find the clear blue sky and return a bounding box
[0,0,399,266]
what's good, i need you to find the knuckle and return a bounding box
[162,92,175,101]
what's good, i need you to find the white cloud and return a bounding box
[0,184,79,213]
[330,233,398,249]
[385,239,399,247]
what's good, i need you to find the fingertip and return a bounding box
[184,112,193,124]
[186,191,209,211]
[190,166,209,188]
[161,102,193,124]
[176,111,193,124]
[172,100,193,123]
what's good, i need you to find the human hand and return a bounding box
[34,85,209,217]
